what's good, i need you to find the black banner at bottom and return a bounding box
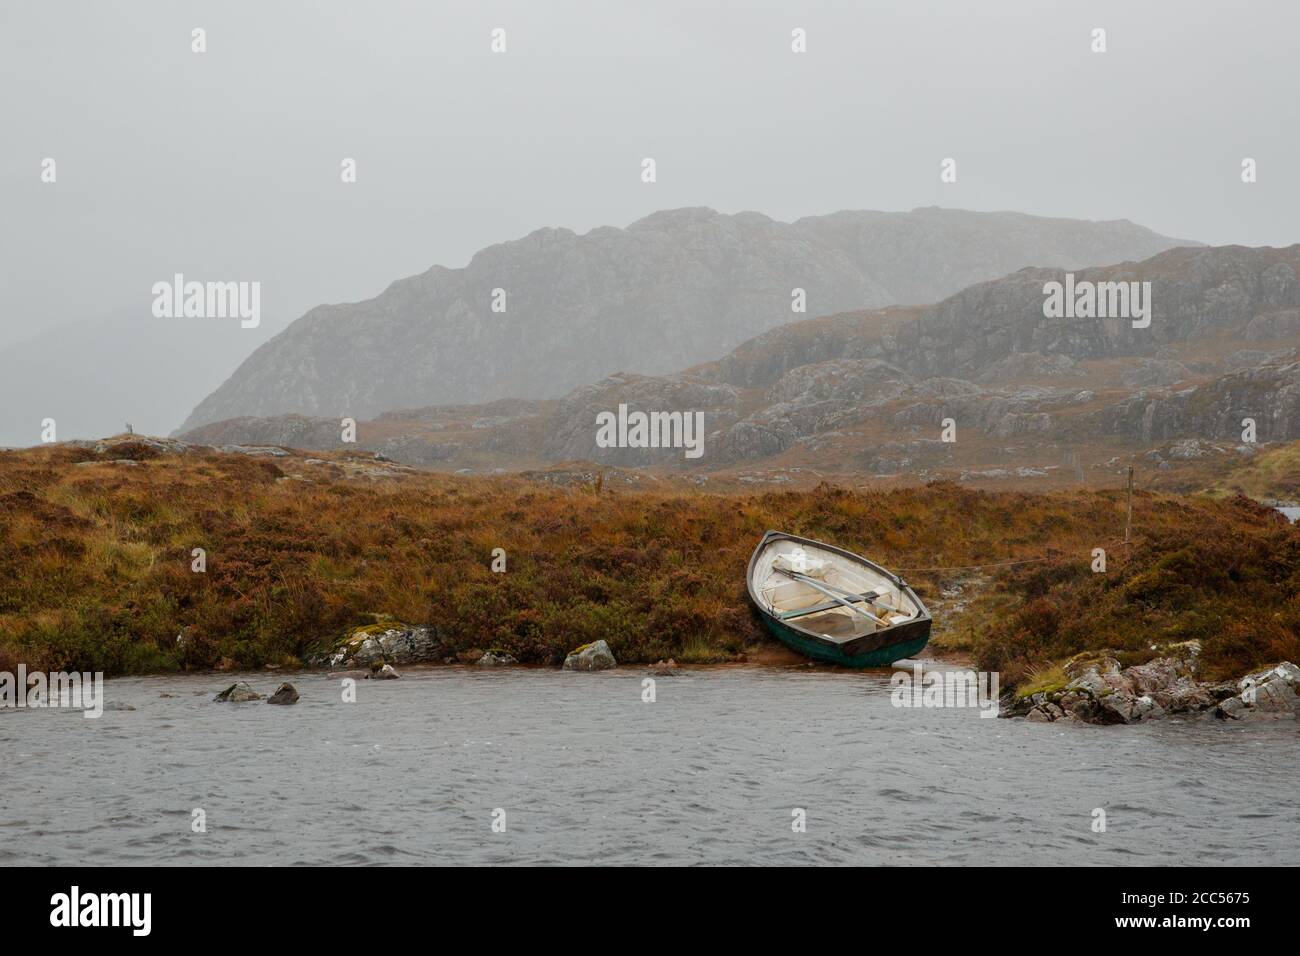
[0,865,1279,940]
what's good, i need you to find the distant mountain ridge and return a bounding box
[178,244,1300,485]
[178,206,1197,432]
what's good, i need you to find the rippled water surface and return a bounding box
[3,665,1297,865]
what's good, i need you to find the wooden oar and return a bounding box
[785,570,891,611]
[773,567,888,626]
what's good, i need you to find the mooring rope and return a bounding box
[891,537,1133,574]
[892,555,1062,573]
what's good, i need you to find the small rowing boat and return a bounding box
[746,530,931,667]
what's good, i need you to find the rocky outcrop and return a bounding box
[266,682,299,705]
[542,373,741,465]
[884,246,1299,381]
[1120,358,1193,388]
[1096,362,1300,444]
[214,681,263,703]
[180,207,1194,432]
[975,352,1082,383]
[177,415,341,451]
[562,640,617,672]
[1005,646,1299,725]
[1215,662,1300,720]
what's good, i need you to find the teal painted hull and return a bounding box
[747,530,933,668]
[760,617,930,667]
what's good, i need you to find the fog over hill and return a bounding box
[178,207,1195,432]
[179,244,1300,485]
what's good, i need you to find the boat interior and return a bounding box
[753,539,921,643]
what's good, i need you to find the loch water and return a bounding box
[3,664,1297,865]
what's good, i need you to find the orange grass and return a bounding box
[0,444,1296,682]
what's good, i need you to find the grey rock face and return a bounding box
[326,626,445,667]
[542,373,741,465]
[1120,358,1192,388]
[562,639,617,672]
[976,351,1082,383]
[1005,644,1229,725]
[1216,662,1300,720]
[179,207,1193,431]
[883,247,1298,381]
[1244,308,1300,339]
[1098,362,1300,443]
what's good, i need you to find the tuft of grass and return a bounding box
[1013,662,1070,700]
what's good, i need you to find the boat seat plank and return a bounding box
[777,590,881,620]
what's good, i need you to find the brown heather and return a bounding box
[1,443,1297,685]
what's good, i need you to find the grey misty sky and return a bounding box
[0,0,1297,441]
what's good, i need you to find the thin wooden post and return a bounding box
[1124,466,1134,556]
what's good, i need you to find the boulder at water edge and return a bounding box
[214,681,263,703]
[266,682,299,705]
[1216,662,1300,720]
[320,625,445,668]
[562,640,616,672]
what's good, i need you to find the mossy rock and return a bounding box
[348,619,408,639]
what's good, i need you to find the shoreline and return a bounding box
[3,442,1297,718]
[37,644,1291,730]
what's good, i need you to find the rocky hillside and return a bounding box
[179,207,1194,432]
[181,245,1300,488]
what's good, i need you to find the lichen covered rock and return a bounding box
[562,639,616,672]
[323,624,445,667]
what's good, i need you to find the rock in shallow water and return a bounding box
[214,681,263,703]
[266,682,299,705]
[562,640,616,672]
